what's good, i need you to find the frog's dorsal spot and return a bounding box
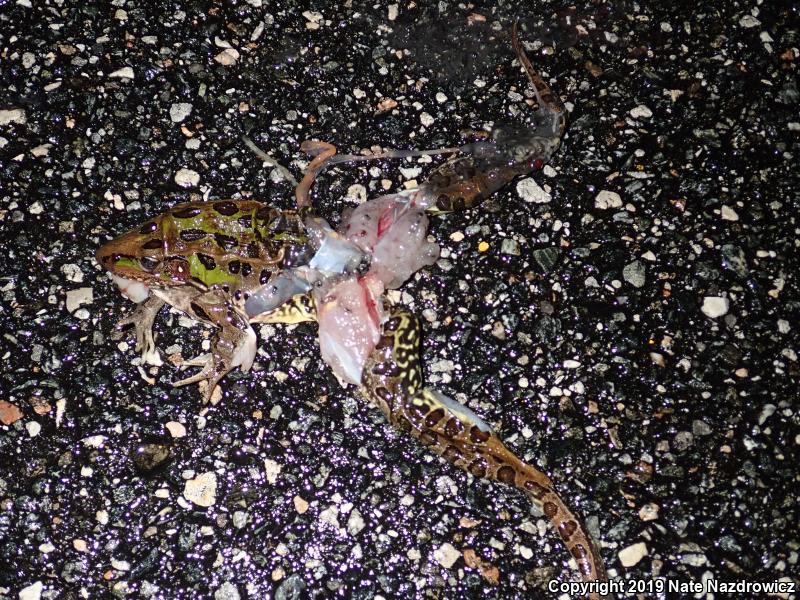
[268,213,289,233]
[190,301,211,322]
[179,229,207,242]
[259,268,270,285]
[496,465,516,485]
[245,242,260,259]
[214,233,237,250]
[213,201,239,216]
[571,543,589,560]
[141,239,162,250]
[139,222,158,234]
[240,262,252,277]
[228,260,241,274]
[559,520,578,540]
[172,206,202,219]
[424,407,446,428]
[196,253,216,270]
[469,426,490,443]
[444,417,463,438]
[237,215,253,229]
[256,206,275,221]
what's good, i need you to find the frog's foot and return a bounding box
[173,322,257,403]
[361,309,608,596]
[112,296,165,366]
[411,23,565,215]
[172,291,258,403]
[172,352,223,403]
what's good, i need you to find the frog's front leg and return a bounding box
[170,288,256,403]
[361,310,608,595]
[113,295,166,366]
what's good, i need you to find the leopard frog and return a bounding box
[96,201,325,400]
[96,23,608,598]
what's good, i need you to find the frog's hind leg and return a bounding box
[170,289,257,403]
[361,310,608,597]
[113,295,166,366]
[414,23,566,215]
[510,21,565,140]
[249,292,317,325]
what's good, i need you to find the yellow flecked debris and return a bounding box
[478,241,490,252]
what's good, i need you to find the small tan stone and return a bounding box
[293,495,309,514]
[183,472,217,507]
[0,400,24,425]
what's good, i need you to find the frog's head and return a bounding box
[96,220,168,302]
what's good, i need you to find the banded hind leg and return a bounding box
[361,310,607,595]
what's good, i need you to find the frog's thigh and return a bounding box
[362,308,554,490]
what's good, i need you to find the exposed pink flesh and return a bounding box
[314,275,385,385]
[342,193,439,289]
[316,192,440,384]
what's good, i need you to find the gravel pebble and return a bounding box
[170,103,193,123]
[516,177,551,203]
[18,581,43,600]
[0,108,26,125]
[629,104,653,118]
[183,472,217,507]
[701,296,729,318]
[66,287,93,313]
[214,48,240,65]
[433,543,460,568]
[618,542,648,567]
[174,168,200,187]
[109,67,134,79]
[594,190,622,209]
[623,260,646,288]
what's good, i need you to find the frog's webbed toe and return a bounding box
[173,353,222,403]
[112,296,165,366]
[173,322,257,403]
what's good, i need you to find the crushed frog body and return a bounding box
[96,23,610,599]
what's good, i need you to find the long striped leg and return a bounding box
[361,310,608,596]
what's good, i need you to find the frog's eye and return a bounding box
[140,256,160,272]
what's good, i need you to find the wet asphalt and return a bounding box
[1,2,798,599]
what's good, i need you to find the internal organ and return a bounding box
[341,193,439,289]
[314,274,385,385]
[313,192,440,384]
